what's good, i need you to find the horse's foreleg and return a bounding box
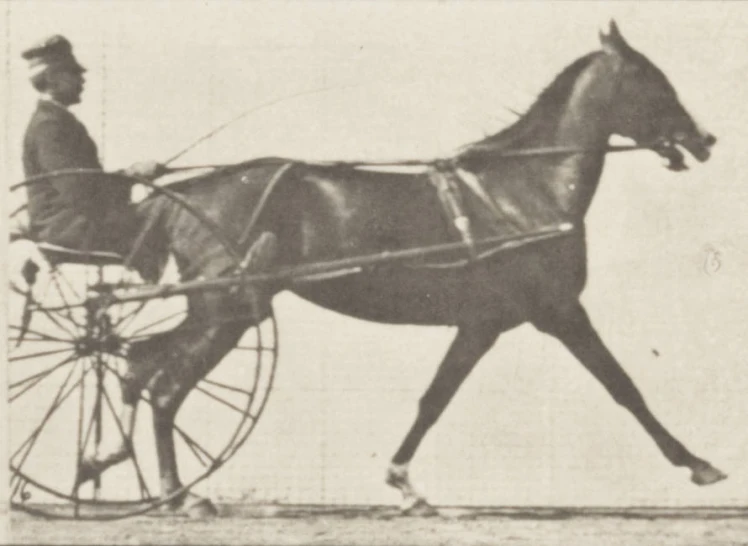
[388,321,501,514]
[534,300,726,486]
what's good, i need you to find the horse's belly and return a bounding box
[291,271,507,326]
[290,236,587,327]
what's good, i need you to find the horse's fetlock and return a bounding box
[386,463,409,486]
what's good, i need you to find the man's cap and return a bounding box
[22,35,86,77]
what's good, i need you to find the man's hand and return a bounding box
[123,160,167,180]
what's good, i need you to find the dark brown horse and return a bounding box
[85,22,726,515]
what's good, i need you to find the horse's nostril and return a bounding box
[705,133,717,146]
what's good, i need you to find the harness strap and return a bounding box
[452,167,502,221]
[237,162,294,248]
[428,161,477,260]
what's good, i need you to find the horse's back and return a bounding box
[291,163,456,261]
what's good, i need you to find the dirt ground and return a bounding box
[8,505,748,546]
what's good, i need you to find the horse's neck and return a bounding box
[492,55,617,219]
[551,57,617,216]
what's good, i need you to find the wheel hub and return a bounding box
[75,297,123,357]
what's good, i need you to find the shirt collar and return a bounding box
[39,94,68,111]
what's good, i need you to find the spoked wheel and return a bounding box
[9,171,279,519]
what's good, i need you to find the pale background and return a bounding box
[2,0,747,521]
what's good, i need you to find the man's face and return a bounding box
[46,66,85,106]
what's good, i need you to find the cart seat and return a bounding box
[37,242,124,267]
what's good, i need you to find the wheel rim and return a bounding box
[9,173,279,519]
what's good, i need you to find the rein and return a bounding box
[163,140,665,174]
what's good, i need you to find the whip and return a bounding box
[163,83,362,166]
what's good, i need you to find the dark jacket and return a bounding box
[22,100,132,251]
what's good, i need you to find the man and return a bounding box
[21,34,164,258]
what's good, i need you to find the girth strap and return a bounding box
[427,161,477,260]
[237,162,294,248]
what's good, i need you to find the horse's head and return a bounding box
[600,21,716,171]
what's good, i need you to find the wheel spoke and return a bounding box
[8,325,71,342]
[54,267,84,302]
[32,274,83,339]
[34,304,82,340]
[127,311,258,342]
[106,276,133,329]
[10,471,28,502]
[78,358,99,468]
[11,361,88,475]
[201,377,254,397]
[9,336,68,344]
[174,425,216,468]
[10,347,75,364]
[126,308,187,337]
[194,384,253,419]
[100,382,152,501]
[72,358,87,511]
[50,272,86,329]
[92,353,105,498]
[10,352,78,403]
[111,301,148,332]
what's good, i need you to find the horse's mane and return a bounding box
[458,52,601,158]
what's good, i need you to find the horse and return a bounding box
[81,21,726,516]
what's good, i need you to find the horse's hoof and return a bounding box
[691,463,727,485]
[184,497,218,519]
[691,463,727,486]
[154,492,217,518]
[402,498,439,517]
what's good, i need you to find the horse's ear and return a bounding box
[600,19,630,56]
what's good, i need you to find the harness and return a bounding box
[231,155,557,272]
[427,160,478,261]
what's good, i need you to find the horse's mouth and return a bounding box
[654,133,714,171]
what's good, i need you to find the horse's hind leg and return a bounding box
[533,300,727,486]
[388,320,502,515]
[148,299,258,516]
[75,334,172,487]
